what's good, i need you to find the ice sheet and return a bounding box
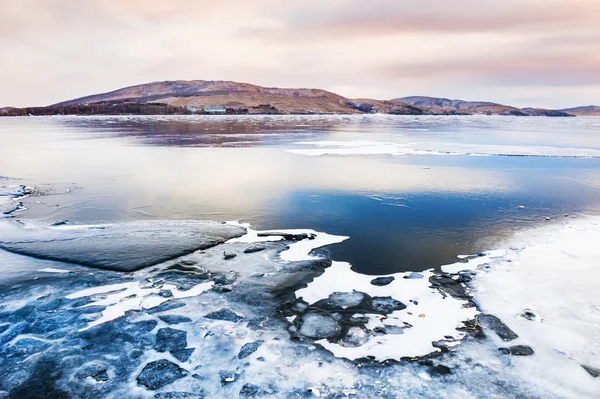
[287,140,600,158]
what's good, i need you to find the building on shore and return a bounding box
[203,106,226,114]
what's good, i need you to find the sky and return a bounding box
[0,0,599,108]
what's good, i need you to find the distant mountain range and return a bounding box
[1,80,597,117]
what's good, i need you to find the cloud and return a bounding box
[381,50,600,87]
[0,0,598,108]
[241,0,600,39]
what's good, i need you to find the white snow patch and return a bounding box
[472,216,600,398]
[37,267,71,274]
[226,222,349,261]
[66,281,213,331]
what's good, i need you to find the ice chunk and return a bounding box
[299,313,342,339]
[370,277,394,286]
[136,359,188,390]
[325,292,365,308]
[155,328,187,352]
[204,307,243,323]
[238,340,264,359]
[476,314,519,341]
[498,345,535,356]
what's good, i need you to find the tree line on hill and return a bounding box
[0,103,196,116]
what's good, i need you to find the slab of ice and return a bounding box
[0,220,246,271]
[472,216,600,398]
[287,140,600,158]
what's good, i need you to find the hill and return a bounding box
[54,80,358,114]
[558,105,600,116]
[396,96,573,117]
[0,80,581,117]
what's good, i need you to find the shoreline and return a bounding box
[0,111,579,117]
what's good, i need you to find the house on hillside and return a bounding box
[203,106,226,114]
[186,106,202,113]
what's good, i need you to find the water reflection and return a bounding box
[1,115,599,274]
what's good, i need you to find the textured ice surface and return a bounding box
[1,216,599,398]
[0,220,246,271]
[288,140,600,158]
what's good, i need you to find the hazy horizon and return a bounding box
[1,0,599,108]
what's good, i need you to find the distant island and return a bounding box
[1,80,598,117]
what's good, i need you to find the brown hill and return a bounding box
[55,80,358,114]
[26,80,575,117]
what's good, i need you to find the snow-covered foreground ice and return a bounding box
[1,216,599,398]
[287,140,600,158]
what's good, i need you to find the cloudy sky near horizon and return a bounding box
[1,0,599,108]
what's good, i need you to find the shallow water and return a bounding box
[1,115,599,274]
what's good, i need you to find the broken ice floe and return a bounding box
[224,223,484,361]
[205,223,507,362]
[0,184,32,218]
[292,261,478,361]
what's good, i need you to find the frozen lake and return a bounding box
[0,115,599,398]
